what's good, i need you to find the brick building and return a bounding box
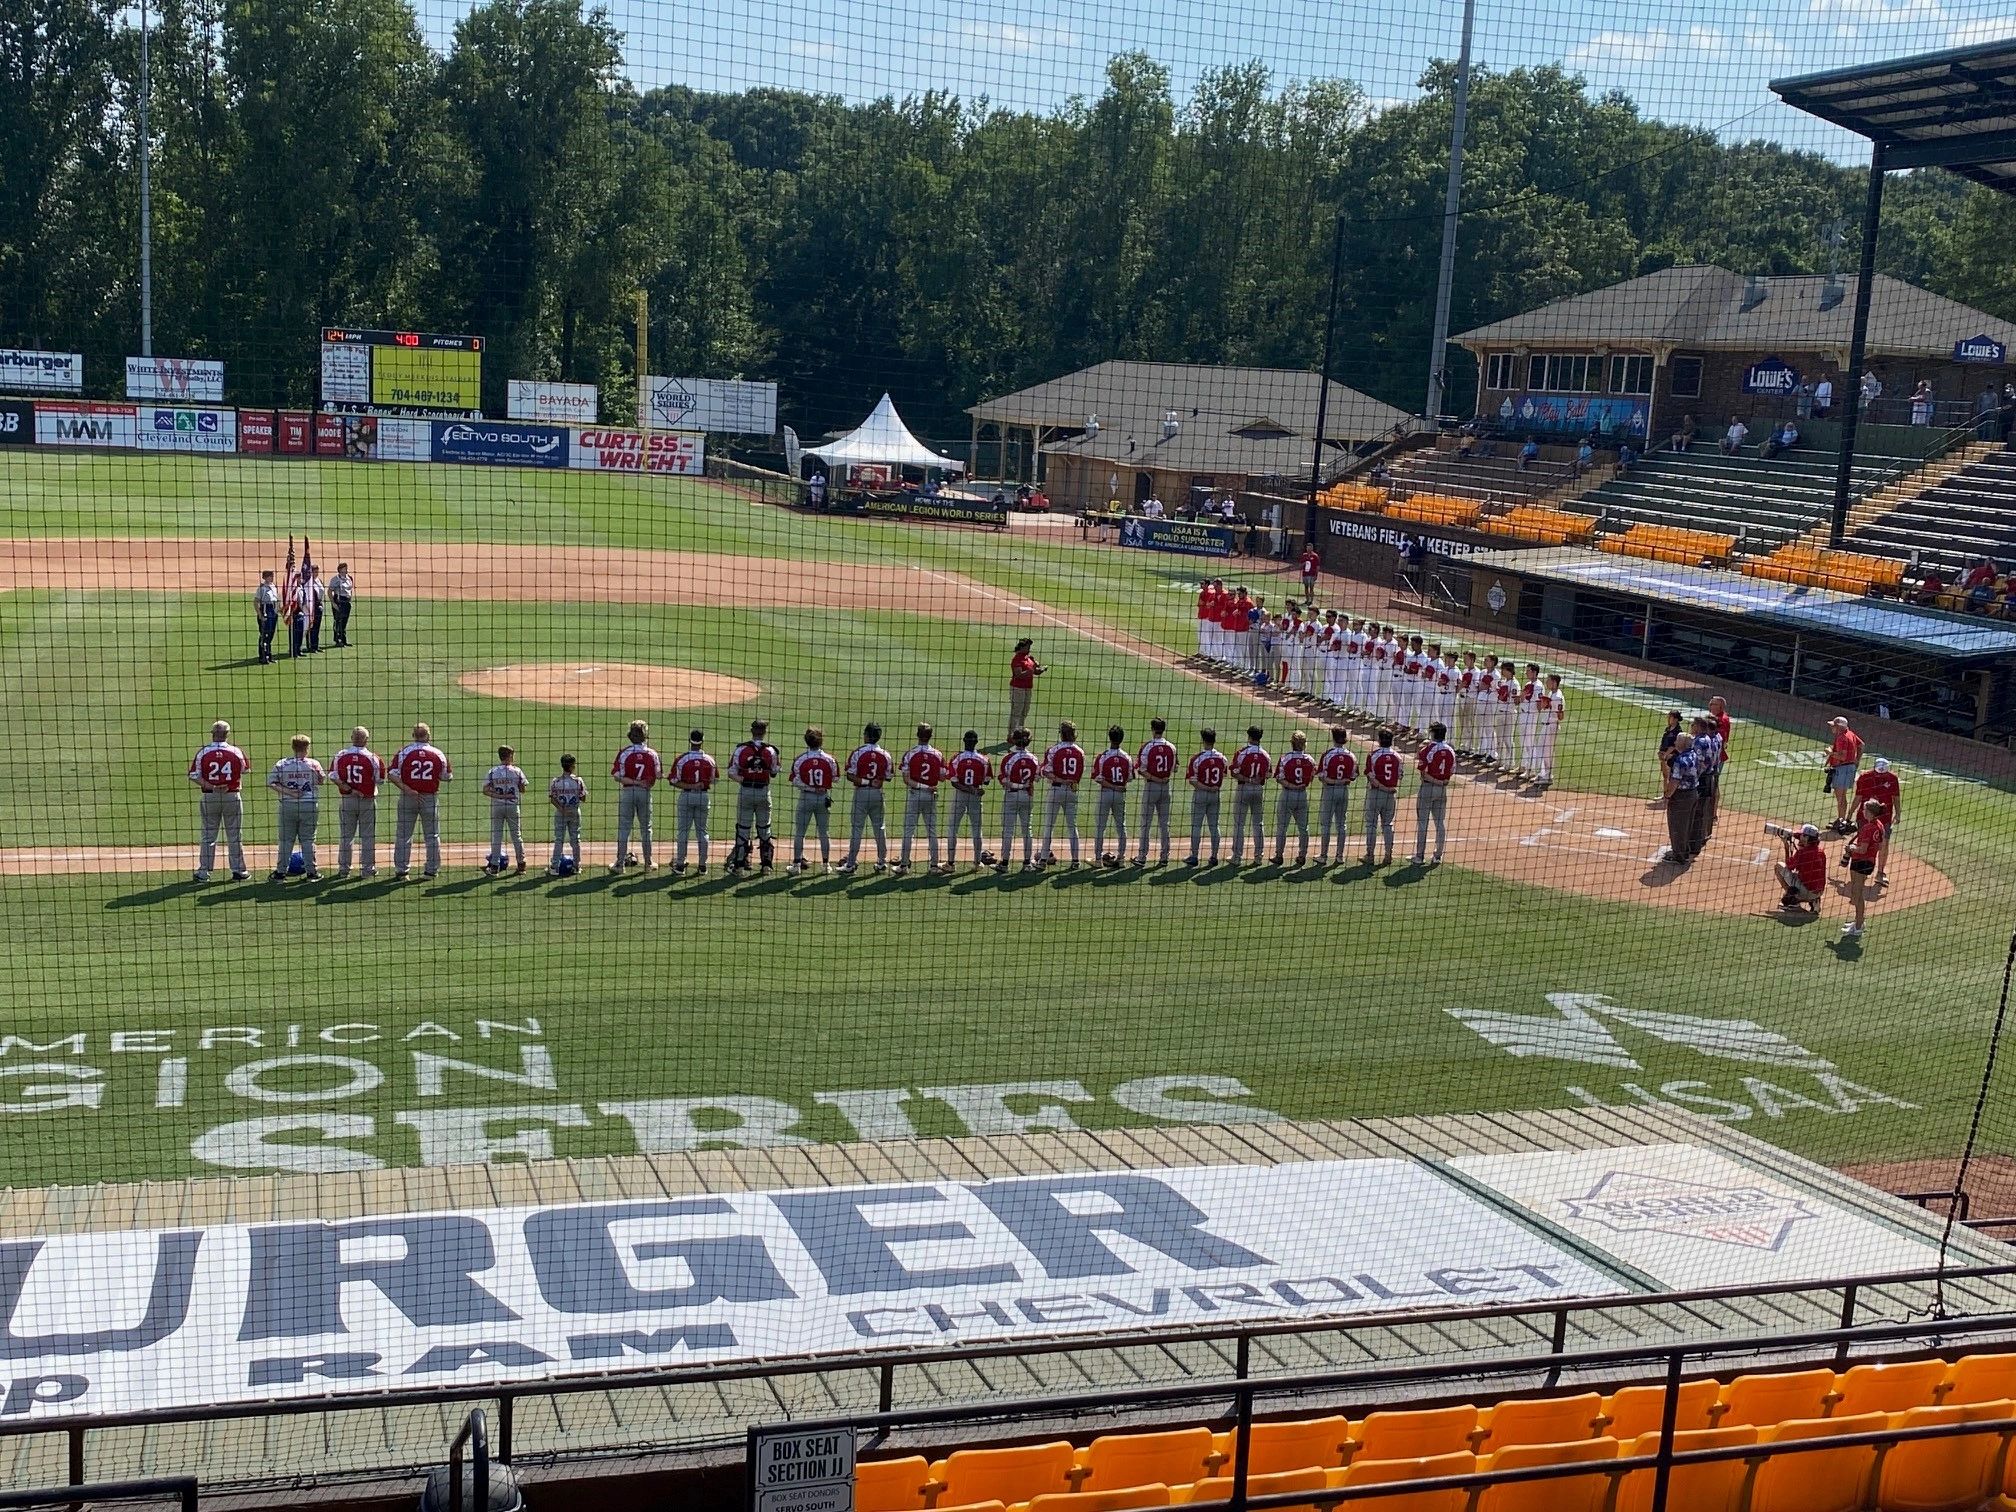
[1454,264,2016,445]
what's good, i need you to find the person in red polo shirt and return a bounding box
[1774,823,1828,914]
[1841,799,1889,938]
[1196,581,1220,662]
[1008,639,1046,743]
[1853,757,1901,883]
[1823,715,1864,831]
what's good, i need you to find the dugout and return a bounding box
[1460,545,2016,739]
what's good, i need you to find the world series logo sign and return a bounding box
[1561,1170,1817,1252]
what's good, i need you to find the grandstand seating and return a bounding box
[853,1353,2016,1512]
[1576,445,1922,554]
[1475,505,1598,546]
[1382,446,1577,506]
[1742,544,1908,595]
[1382,493,1483,530]
[1597,521,1737,565]
[1848,445,2016,580]
[1316,481,1390,513]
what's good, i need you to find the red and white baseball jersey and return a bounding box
[1369,637,1389,666]
[1231,743,1272,785]
[1319,745,1358,784]
[1197,588,1217,622]
[1366,748,1404,790]
[1094,748,1134,788]
[1417,741,1457,783]
[1404,649,1424,677]
[1136,736,1178,782]
[1520,680,1539,709]
[391,742,451,794]
[1000,748,1040,791]
[189,741,249,792]
[1458,664,1476,693]
[900,743,946,787]
[1436,660,1454,692]
[612,742,662,786]
[791,749,840,791]
[1539,688,1566,725]
[1043,741,1086,784]
[331,745,384,797]
[948,750,992,792]
[728,740,780,783]
[845,743,892,786]
[482,763,528,803]
[1494,676,1515,707]
[1186,748,1229,790]
[673,749,718,789]
[268,754,326,800]
[1277,750,1316,789]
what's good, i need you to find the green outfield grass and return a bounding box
[1,451,2014,1187]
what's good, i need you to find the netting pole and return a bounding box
[1422,0,1477,429]
[1934,930,2016,1318]
[137,0,154,356]
[1306,212,1345,541]
[1830,141,1886,546]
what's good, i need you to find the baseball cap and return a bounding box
[1874,757,1890,772]
[1800,823,1820,838]
[1830,716,1849,728]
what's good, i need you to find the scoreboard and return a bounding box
[320,328,483,416]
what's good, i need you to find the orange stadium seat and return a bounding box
[1334,1452,1475,1512]
[1614,1426,1756,1512]
[1025,1487,1171,1512]
[932,1443,1081,1507]
[1349,1405,1478,1462]
[1078,1430,1223,1491]
[1945,1352,2016,1404]
[1716,1368,1838,1427]
[1475,1392,1605,1452]
[1747,1414,1884,1512]
[1832,1358,1949,1417]
[1602,1379,1722,1440]
[1876,1400,2013,1511]
[1183,1467,1326,1512]
[1472,1439,1618,1512]
[1229,1416,1352,1475]
[858,1457,934,1512]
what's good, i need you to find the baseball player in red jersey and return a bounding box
[1093,725,1133,866]
[1185,727,1229,865]
[1040,721,1086,866]
[1133,717,1178,865]
[1413,720,1456,864]
[1272,732,1317,866]
[946,731,992,868]
[1316,727,1357,863]
[1229,726,1272,864]
[189,720,251,882]
[611,720,661,872]
[330,725,385,878]
[840,723,893,873]
[789,727,840,873]
[897,723,948,872]
[727,720,781,871]
[997,728,1039,871]
[1853,757,1901,883]
[671,730,717,874]
[1197,581,1221,662]
[389,722,452,880]
[1362,728,1403,865]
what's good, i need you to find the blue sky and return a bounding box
[416,0,2016,159]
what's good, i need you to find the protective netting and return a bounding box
[6,0,2016,1490]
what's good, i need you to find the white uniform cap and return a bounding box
[1873,757,1890,772]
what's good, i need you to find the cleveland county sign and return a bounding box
[1742,356,1800,395]
[1954,334,2008,365]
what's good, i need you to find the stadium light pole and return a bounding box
[1422,0,1477,429]
[1306,211,1346,542]
[137,0,154,357]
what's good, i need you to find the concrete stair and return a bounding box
[1792,441,1998,554]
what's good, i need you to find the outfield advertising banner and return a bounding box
[34,402,137,448]
[0,348,83,394]
[509,379,599,423]
[375,417,434,463]
[434,419,570,468]
[238,410,276,453]
[1117,517,1239,557]
[134,406,237,454]
[568,427,703,475]
[645,375,778,434]
[0,1160,1621,1420]
[0,399,31,446]
[125,357,225,402]
[860,492,1007,526]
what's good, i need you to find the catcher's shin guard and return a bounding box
[727,834,752,870]
[758,838,775,869]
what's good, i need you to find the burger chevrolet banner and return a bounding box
[0,1161,1620,1419]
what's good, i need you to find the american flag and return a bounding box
[282,535,314,618]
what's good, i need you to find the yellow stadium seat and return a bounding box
[936,1503,1007,1512]
[1350,1405,1478,1462]
[1079,1430,1222,1492]
[1833,1359,1949,1418]
[1614,1426,1756,1512]
[933,1443,1081,1507]
[1476,1392,1605,1452]
[1748,1414,1883,1512]
[1026,1486,1171,1512]
[1184,1467,1326,1511]
[1877,1399,2012,1511]
[1946,1352,2016,1404]
[1717,1368,1838,1427]
[858,1457,934,1512]
[1474,1439,1618,1512]
[1602,1379,1722,1440]
[1230,1416,1351,1475]
[1334,1452,1474,1512]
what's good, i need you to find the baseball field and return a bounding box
[0,450,2011,1190]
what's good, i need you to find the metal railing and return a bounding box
[448,1409,491,1512]
[0,1480,198,1512]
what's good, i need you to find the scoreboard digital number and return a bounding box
[319,329,483,416]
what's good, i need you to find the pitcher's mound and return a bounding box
[459,662,761,710]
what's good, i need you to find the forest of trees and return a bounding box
[5,0,2015,440]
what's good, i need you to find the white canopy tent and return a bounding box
[806,393,965,476]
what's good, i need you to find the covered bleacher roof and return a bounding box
[1771,38,2016,195]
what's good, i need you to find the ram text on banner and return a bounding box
[645,376,779,434]
[34,402,137,448]
[569,427,704,475]
[0,1160,1623,1420]
[432,420,571,468]
[508,380,599,423]
[134,407,238,454]
[125,357,225,402]
[0,349,84,395]
[1116,517,1240,557]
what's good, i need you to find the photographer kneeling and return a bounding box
[1770,822,1827,914]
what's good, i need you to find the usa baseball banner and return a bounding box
[0,348,83,394]
[125,357,226,402]
[0,1161,1621,1420]
[569,427,705,475]
[1116,517,1240,557]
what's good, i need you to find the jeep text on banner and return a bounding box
[0,349,84,395]
[134,407,238,454]
[125,358,225,403]
[0,1160,1622,1420]
[568,428,703,475]
[433,420,571,468]
[33,402,137,448]
[1117,517,1241,557]
[508,380,600,424]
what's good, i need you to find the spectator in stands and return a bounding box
[1860,370,1883,412]
[1794,380,1814,421]
[1813,377,1834,418]
[1369,460,1394,483]
[1773,824,1827,914]
[1572,439,1594,479]
[1617,440,1639,472]
[1910,379,1934,427]
[1219,494,1238,523]
[1761,420,1800,459]
[1996,576,2016,619]
[1911,568,1948,608]
[1518,436,1540,470]
[1719,416,1749,455]
[1670,414,1697,452]
[1977,384,2001,439]
[1964,558,1999,612]
[1456,430,1477,458]
[1142,494,1165,519]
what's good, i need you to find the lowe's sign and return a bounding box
[1742,356,1800,395]
[1954,334,2008,365]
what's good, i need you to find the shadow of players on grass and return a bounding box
[422,873,495,898]
[951,868,1044,895]
[1326,859,1380,885]
[107,878,206,909]
[1828,934,1865,962]
[1380,860,1434,888]
[548,870,623,898]
[205,657,270,672]
[314,876,402,904]
[614,870,683,897]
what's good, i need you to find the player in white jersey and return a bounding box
[547,754,587,874]
[266,734,326,880]
[1295,613,1320,699]
[1453,652,1478,754]
[481,745,529,873]
[1514,662,1543,778]
[1533,672,1566,784]
[1432,648,1458,735]
[1475,655,1502,762]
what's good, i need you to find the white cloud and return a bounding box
[787,38,840,59]
[1950,15,2016,44]
[951,20,1080,53]
[1564,24,1735,70]
[1805,0,1948,23]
